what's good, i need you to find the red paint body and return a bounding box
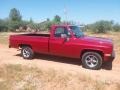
[9,25,115,62]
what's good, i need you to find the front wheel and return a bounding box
[81,52,102,70]
[21,46,34,59]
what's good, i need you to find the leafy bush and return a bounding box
[0,19,8,32]
[113,23,120,32]
[88,20,113,33]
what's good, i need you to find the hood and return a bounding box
[80,36,113,46]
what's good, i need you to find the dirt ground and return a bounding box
[0,32,120,88]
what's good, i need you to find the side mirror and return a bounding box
[65,37,70,42]
[68,32,71,37]
[61,34,67,38]
[61,34,70,42]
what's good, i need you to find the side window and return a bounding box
[54,27,65,37]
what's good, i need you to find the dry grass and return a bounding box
[0,64,120,90]
[0,32,120,90]
[0,64,109,90]
[0,32,9,45]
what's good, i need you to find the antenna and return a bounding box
[64,6,68,23]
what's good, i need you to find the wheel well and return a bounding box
[80,49,104,59]
[19,44,32,49]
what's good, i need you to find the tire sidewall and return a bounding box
[81,52,102,70]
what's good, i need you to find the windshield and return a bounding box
[69,26,84,38]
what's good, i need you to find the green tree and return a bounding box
[0,19,8,32]
[46,18,50,21]
[9,8,22,21]
[53,15,61,24]
[8,8,22,31]
[29,18,33,24]
[113,23,120,32]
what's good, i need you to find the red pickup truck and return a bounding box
[9,25,115,70]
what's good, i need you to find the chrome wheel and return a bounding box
[22,48,30,58]
[82,52,102,70]
[85,55,99,68]
[21,46,34,59]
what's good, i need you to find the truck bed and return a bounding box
[9,33,50,54]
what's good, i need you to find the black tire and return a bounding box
[21,46,34,59]
[81,52,102,70]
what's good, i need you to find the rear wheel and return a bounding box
[21,46,34,59]
[81,52,102,70]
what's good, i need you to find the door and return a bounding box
[50,26,74,57]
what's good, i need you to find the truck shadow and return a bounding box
[102,62,113,70]
[15,53,112,70]
[35,53,81,66]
